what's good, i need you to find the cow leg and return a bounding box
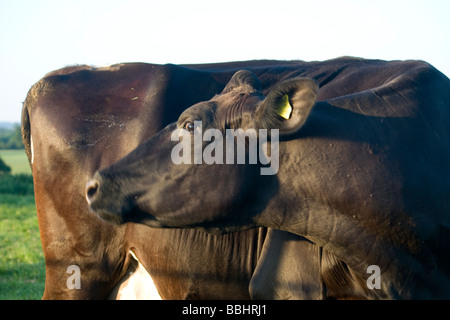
[108,250,162,300]
[249,229,324,300]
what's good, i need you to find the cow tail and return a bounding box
[21,89,33,167]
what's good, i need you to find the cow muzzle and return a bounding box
[85,172,128,225]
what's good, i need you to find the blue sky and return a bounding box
[1,0,449,123]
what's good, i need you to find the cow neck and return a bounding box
[252,176,415,299]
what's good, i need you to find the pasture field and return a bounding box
[0,194,44,299]
[0,149,31,175]
[0,149,44,300]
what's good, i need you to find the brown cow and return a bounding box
[88,59,450,299]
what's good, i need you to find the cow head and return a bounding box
[86,70,317,232]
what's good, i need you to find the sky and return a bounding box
[1,0,449,123]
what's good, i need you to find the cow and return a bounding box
[24,59,374,300]
[87,59,450,299]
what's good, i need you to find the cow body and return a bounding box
[88,59,450,298]
[24,62,268,299]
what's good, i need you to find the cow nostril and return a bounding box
[86,179,99,204]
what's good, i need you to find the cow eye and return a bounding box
[183,121,195,132]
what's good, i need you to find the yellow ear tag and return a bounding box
[277,94,293,119]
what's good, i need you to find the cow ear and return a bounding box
[221,70,262,94]
[253,78,318,136]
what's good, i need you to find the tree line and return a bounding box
[0,125,24,149]
[0,156,11,174]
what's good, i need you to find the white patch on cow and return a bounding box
[112,250,162,300]
[30,134,34,164]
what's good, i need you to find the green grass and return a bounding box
[0,174,34,195]
[0,149,43,299]
[0,149,31,175]
[0,193,44,299]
